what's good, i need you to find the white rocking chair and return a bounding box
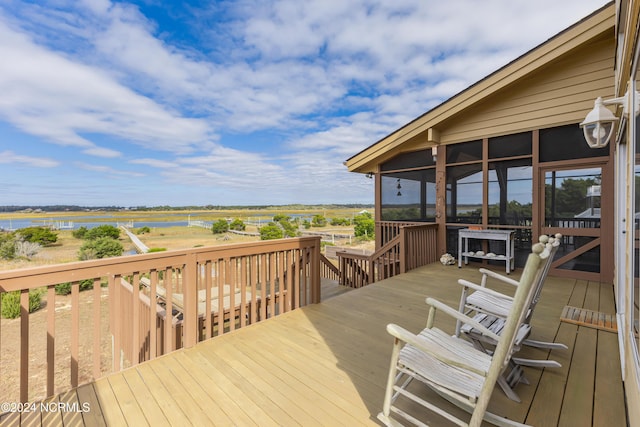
[378,244,548,427]
[455,234,566,402]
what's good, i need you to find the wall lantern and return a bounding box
[431,146,438,162]
[580,91,639,148]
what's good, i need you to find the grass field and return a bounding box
[0,207,374,271]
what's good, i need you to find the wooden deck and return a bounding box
[1,262,627,426]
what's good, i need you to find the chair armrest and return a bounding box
[386,323,487,376]
[458,280,514,302]
[425,297,501,342]
[478,268,519,287]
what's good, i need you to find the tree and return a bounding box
[229,218,246,231]
[84,225,120,240]
[211,219,230,234]
[353,212,375,239]
[79,237,124,260]
[280,220,299,238]
[16,226,58,246]
[330,217,350,226]
[311,214,327,227]
[272,213,291,223]
[260,223,284,240]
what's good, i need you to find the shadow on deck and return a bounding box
[1,263,626,426]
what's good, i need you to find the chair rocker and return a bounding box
[455,234,566,402]
[378,244,547,427]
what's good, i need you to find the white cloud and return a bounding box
[75,162,145,177]
[0,14,214,157]
[0,0,609,205]
[0,150,59,168]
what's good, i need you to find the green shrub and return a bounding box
[79,237,124,260]
[1,289,44,318]
[147,247,166,252]
[72,226,88,239]
[311,214,327,227]
[211,219,229,234]
[0,233,16,259]
[353,212,375,239]
[15,227,58,246]
[54,279,94,295]
[84,225,120,240]
[260,223,284,240]
[229,218,246,231]
[137,226,151,234]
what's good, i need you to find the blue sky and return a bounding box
[0,0,608,207]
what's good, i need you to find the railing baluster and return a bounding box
[111,275,121,372]
[250,255,258,323]
[132,272,140,365]
[229,257,236,332]
[47,285,55,397]
[163,267,173,354]
[71,280,79,389]
[204,261,212,340]
[259,254,267,320]
[240,257,248,328]
[20,289,29,402]
[92,278,101,380]
[149,270,158,360]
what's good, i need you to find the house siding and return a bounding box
[433,36,616,147]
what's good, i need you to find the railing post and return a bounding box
[311,238,321,303]
[400,227,407,274]
[183,253,198,348]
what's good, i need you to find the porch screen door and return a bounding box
[540,162,613,281]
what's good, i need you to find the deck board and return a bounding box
[7,263,627,426]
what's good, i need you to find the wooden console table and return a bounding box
[458,229,515,273]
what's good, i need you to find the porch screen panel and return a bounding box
[380,169,436,221]
[540,124,609,162]
[544,168,602,229]
[446,163,483,224]
[488,160,532,226]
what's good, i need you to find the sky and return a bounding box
[0,0,609,207]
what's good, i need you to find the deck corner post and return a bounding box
[399,226,407,274]
[312,236,321,303]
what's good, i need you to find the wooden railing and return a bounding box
[0,236,322,404]
[320,253,341,282]
[338,223,439,288]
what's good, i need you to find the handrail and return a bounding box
[0,236,322,403]
[320,253,340,282]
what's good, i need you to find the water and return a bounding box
[0,217,190,231]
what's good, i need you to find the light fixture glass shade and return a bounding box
[580,97,618,148]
